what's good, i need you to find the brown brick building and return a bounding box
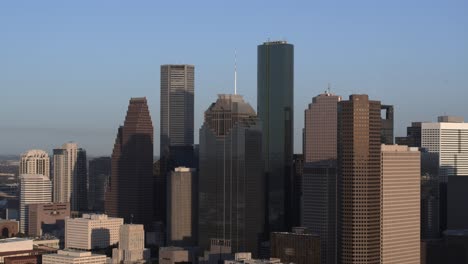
[28,203,70,237]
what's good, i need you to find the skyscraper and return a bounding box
[395,122,422,148]
[167,167,197,247]
[337,94,381,264]
[198,94,264,255]
[88,157,111,212]
[53,142,87,212]
[160,64,195,163]
[302,92,341,264]
[257,40,294,233]
[270,228,320,264]
[105,97,154,227]
[19,149,50,178]
[380,105,394,144]
[19,174,52,233]
[421,116,468,233]
[380,145,420,264]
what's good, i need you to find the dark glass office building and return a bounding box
[198,94,264,255]
[105,97,154,228]
[257,41,294,233]
[88,157,111,212]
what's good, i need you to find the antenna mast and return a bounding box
[234,50,237,95]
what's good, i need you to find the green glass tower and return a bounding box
[257,41,294,233]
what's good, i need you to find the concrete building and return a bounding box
[421,117,468,232]
[0,237,56,263]
[270,228,320,264]
[42,250,106,264]
[65,214,123,250]
[337,95,382,264]
[199,94,264,254]
[258,40,294,233]
[159,247,192,264]
[19,174,52,234]
[380,145,420,264]
[199,239,233,264]
[53,143,87,212]
[112,224,150,264]
[167,167,197,247]
[302,91,340,264]
[19,150,50,178]
[105,98,154,228]
[0,220,19,238]
[380,105,394,144]
[28,202,70,238]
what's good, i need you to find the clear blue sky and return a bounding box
[1,0,467,156]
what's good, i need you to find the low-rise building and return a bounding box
[65,214,123,250]
[42,250,107,264]
[28,203,70,238]
[224,253,283,264]
[270,228,321,264]
[159,247,191,264]
[0,238,56,263]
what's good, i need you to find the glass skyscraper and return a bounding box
[257,41,294,233]
[198,94,264,256]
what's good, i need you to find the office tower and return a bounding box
[167,167,197,247]
[65,214,123,250]
[198,239,233,264]
[270,228,320,264]
[337,94,381,264]
[19,149,50,178]
[302,91,340,264]
[421,150,440,239]
[380,105,394,144]
[88,157,111,212]
[199,94,264,255]
[159,247,193,264]
[53,142,87,212]
[395,122,422,148]
[19,174,52,233]
[380,145,420,264]
[105,97,154,227]
[112,224,150,263]
[160,64,195,164]
[447,176,468,229]
[421,116,468,232]
[257,40,294,233]
[28,202,70,238]
[153,159,166,225]
[43,250,107,264]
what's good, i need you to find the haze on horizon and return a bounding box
[1,0,467,156]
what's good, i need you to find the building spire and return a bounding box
[234,49,237,95]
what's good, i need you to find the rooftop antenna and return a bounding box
[327,83,331,94]
[234,49,237,95]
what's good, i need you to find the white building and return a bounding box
[43,249,107,264]
[421,117,468,182]
[112,224,150,264]
[0,238,33,252]
[19,149,50,178]
[19,174,52,233]
[65,214,123,250]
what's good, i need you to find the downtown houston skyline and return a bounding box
[1,1,467,156]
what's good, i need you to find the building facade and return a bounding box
[53,143,87,212]
[199,94,264,255]
[112,224,150,264]
[19,174,52,234]
[258,40,294,233]
[88,157,110,212]
[19,150,50,178]
[302,91,341,264]
[167,167,197,247]
[28,202,70,238]
[380,145,420,264]
[65,214,123,250]
[105,98,154,227]
[270,228,320,264]
[337,95,382,264]
[380,105,394,144]
[42,250,106,264]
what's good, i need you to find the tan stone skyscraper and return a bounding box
[302,91,341,264]
[380,144,420,264]
[337,94,381,264]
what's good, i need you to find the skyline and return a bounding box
[1,1,468,156]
